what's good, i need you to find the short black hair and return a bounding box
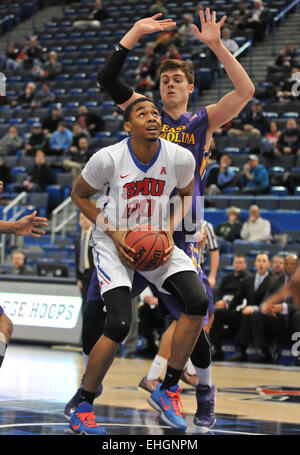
[123,97,157,122]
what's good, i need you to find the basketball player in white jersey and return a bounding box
[68,98,210,434]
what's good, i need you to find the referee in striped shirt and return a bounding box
[199,221,220,289]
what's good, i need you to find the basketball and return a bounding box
[125,225,169,271]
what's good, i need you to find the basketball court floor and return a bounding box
[0,343,299,439]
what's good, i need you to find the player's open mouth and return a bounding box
[146,127,159,132]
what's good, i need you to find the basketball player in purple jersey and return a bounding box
[96,9,254,430]
[0,179,48,368]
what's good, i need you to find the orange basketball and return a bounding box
[125,225,169,271]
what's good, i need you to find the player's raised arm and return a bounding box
[97,14,176,110]
[192,8,255,131]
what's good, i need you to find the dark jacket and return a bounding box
[214,220,243,241]
[243,111,270,135]
[214,269,252,302]
[28,163,55,190]
[228,272,274,311]
[277,128,300,154]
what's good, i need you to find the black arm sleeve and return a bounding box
[97,43,134,105]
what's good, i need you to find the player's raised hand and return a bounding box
[14,210,48,237]
[192,8,226,48]
[133,13,176,36]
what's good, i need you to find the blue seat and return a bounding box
[222,187,240,194]
[294,187,300,195]
[268,167,284,174]
[223,147,240,154]
[270,186,289,196]
[282,112,299,118]
[46,185,63,208]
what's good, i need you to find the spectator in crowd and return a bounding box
[193,4,205,31]
[261,120,281,155]
[70,123,91,153]
[228,99,270,137]
[259,254,300,365]
[0,126,23,155]
[229,1,251,32]
[40,51,62,80]
[50,121,73,156]
[245,0,270,44]
[11,250,34,276]
[0,155,11,185]
[215,206,243,250]
[11,82,37,108]
[178,14,195,47]
[239,154,269,195]
[275,43,299,69]
[160,43,182,62]
[240,204,272,242]
[135,43,157,84]
[278,67,300,102]
[226,252,273,362]
[34,82,56,107]
[42,107,63,134]
[74,0,108,28]
[148,0,168,16]
[62,136,93,181]
[24,36,44,71]
[270,254,285,278]
[211,254,252,359]
[211,252,272,362]
[24,122,50,156]
[76,105,105,137]
[12,150,54,193]
[152,29,179,56]
[0,43,21,71]
[276,118,300,155]
[221,28,239,54]
[206,153,239,196]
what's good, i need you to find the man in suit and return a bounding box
[255,254,299,364]
[75,213,94,312]
[210,252,273,361]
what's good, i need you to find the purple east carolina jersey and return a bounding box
[159,107,209,256]
[0,305,4,316]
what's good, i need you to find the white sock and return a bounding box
[194,365,212,387]
[147,355,167,380]
[83,353,89,370]
[185,357,196,375]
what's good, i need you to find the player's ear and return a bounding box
[188,84,194,95]
[123,121,131,134]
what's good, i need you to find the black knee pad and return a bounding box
[102,286,132,343]
[185,290,209,316]
[103,319,131,343]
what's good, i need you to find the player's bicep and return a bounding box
[72,174,98,199]
[206,90,250,131]
[118,92,146,111]
[177,177,194,198]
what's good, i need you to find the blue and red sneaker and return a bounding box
[69,401,106,435]
[147,384,186,430]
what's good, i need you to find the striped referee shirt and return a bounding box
[199,221,219,267]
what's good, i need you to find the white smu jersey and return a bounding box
[82,137,195,240]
